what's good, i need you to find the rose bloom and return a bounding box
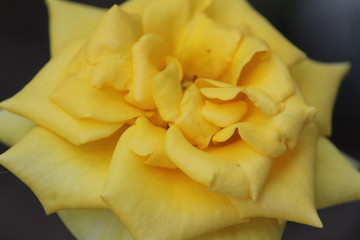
[1,0,360,239]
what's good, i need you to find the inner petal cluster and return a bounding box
[45,2,316,201]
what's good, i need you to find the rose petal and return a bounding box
[199,87,243,101]
[166,125,249,198]
[315,137,360,209]
[290,59,350,135]
[228,124,322,228]
[0,110,35,147]
[195,78,235,88]
[102,126,245,240]
[206,0,306,66]
[0,127,124,213]
[85,5,142,64]
[152,61,183,121]
[127,33,169,109]
[239,53,295,102]
[46,0,105,56]
[50,74,144,123]
[0,40,122,145]
[201,101,248,128]
[58,209,134,240]
[205,140,272,201]
[220,36,269,85]
[142,0,211,53]
[214,91,316,157]
[178,13,241,80]
[90,59,132,91]
[175,85,220,149]
[193,218,285,240]
[129,117,176,169]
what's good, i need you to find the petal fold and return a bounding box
[214,92,316,158]
[142,0,211,53]
[220,36,269,85]
[175,85,220,148]
[206,0,306,66]
[129,117,176,169]
[201,101,248,128]
[166,126,250,198]
[127,33,169,109]
[239,53,294,102]
[178,13,241,80]
[50,74,144,123]
[152,61,183,121]
[85,5,142,64]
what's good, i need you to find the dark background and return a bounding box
[0,0,359,239]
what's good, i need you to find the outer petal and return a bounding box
[101,126,245,240]
[0,127,123,213]
[0,110,35,147]
[46,0,106,56]
[290,59,350,135]
[58,209,134,240]
[206,0,306,66]
[228,124,322,228]
[0,40,123,145]
[315,137,360,209]
[192,218,285,240]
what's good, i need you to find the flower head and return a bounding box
[0,0,359,239]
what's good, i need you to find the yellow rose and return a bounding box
[0,0,359,239]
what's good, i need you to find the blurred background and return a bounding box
[0,0,359,239]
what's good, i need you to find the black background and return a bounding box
[0,0,359,239]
